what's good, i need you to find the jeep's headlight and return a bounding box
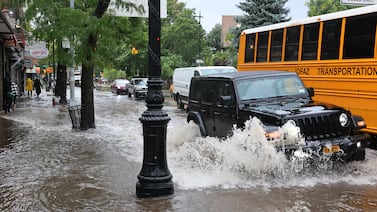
[265,131,281,140]
[339,113,348,127]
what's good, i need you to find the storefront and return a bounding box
[0,11,16,111]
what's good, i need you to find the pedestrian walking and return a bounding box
[3,73,12,113]
[26,77,33,97]
[10,81,19,112]
[34,78,43,98]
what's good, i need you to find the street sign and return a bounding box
[30,47,49,59]
[341,0,377,5]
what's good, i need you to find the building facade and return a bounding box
[0,8,24,112]
[221,15,240,48]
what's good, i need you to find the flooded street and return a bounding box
[1,88,377,211]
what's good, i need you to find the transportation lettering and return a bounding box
[295,67,310,75]
[318,67,377,76]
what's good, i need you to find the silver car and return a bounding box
[126,78,148,98]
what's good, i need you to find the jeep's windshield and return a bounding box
[236,75,308,101]
[200,68,236,75]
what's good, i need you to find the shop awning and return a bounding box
[0,12,14,40]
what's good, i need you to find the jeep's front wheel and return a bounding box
[353,148,366,161]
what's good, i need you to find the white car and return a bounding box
[126,78,148,98]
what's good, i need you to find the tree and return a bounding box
[103,68,126,82]
[21,0,140,130]
[78,1,141,130]
[161,54,185,79]
[206,23,222,52]
[237,0,290,30]
[230,0,291,49]
[161,0,206,66]
[212,51,234,66]
[306,0,355,16]
[112,18,148,77]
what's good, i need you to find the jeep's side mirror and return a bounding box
[219,95,232,107]
[307,87,315,97]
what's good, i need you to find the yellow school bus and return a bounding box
[238,5,377,139]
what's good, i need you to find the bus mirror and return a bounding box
[307,87,315,97]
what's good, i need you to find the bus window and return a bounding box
[321,19,341,60]
[343,13,377,59]
[257,32,269,62]
[270,29,283,62]
[302,23,319,60]
[284,26,300,61]
[245,33,256,63]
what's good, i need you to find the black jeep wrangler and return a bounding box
[187,71,370,161]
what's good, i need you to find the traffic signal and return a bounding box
[132,47,139,55]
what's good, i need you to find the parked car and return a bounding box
[187,70,370,162]
[111,79,130,95]
[126,78,148,98]
[172,66,237,109]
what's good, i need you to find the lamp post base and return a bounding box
[136,179,174,198]
[136,107,174,198]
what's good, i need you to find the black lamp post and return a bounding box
[136,0,174,198]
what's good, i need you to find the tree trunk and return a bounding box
[79,0,110,130]
[56,63,67,104]
[80,62,95,130]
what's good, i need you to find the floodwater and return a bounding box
[1,87,377,211]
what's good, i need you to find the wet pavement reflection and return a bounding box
[1,87,377,211]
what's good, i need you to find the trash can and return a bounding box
[68,105,81,130]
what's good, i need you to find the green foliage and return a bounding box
[20,0,142,69]
[112,18,148,77]
[206,24,222,51]
[162,0,206,65]
[305,0,356,16]
[229,0,291,50]
[161,54,186,79]
[212,51,235,66]
[103,68,126,82]
[237,0,290,30]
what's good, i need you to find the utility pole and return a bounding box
[194,11,203,60]
[69,0,75,101]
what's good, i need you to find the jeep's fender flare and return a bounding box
[351,115,367,130]
[187,111,208,137]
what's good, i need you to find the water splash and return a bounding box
[167,117,343,190]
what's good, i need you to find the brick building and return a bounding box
[221,15,240,48]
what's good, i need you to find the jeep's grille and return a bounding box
[294,114,344,141]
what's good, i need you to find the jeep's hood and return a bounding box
[243,99,343,120]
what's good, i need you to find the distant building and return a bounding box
[221,15,240,48]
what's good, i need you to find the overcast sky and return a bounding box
[182,0,308,32]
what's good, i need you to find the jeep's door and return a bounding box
[198,81,217,136]
[211,81,236,137]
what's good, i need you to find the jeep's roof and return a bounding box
[193,70,296,80]
[175,66,236,71]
